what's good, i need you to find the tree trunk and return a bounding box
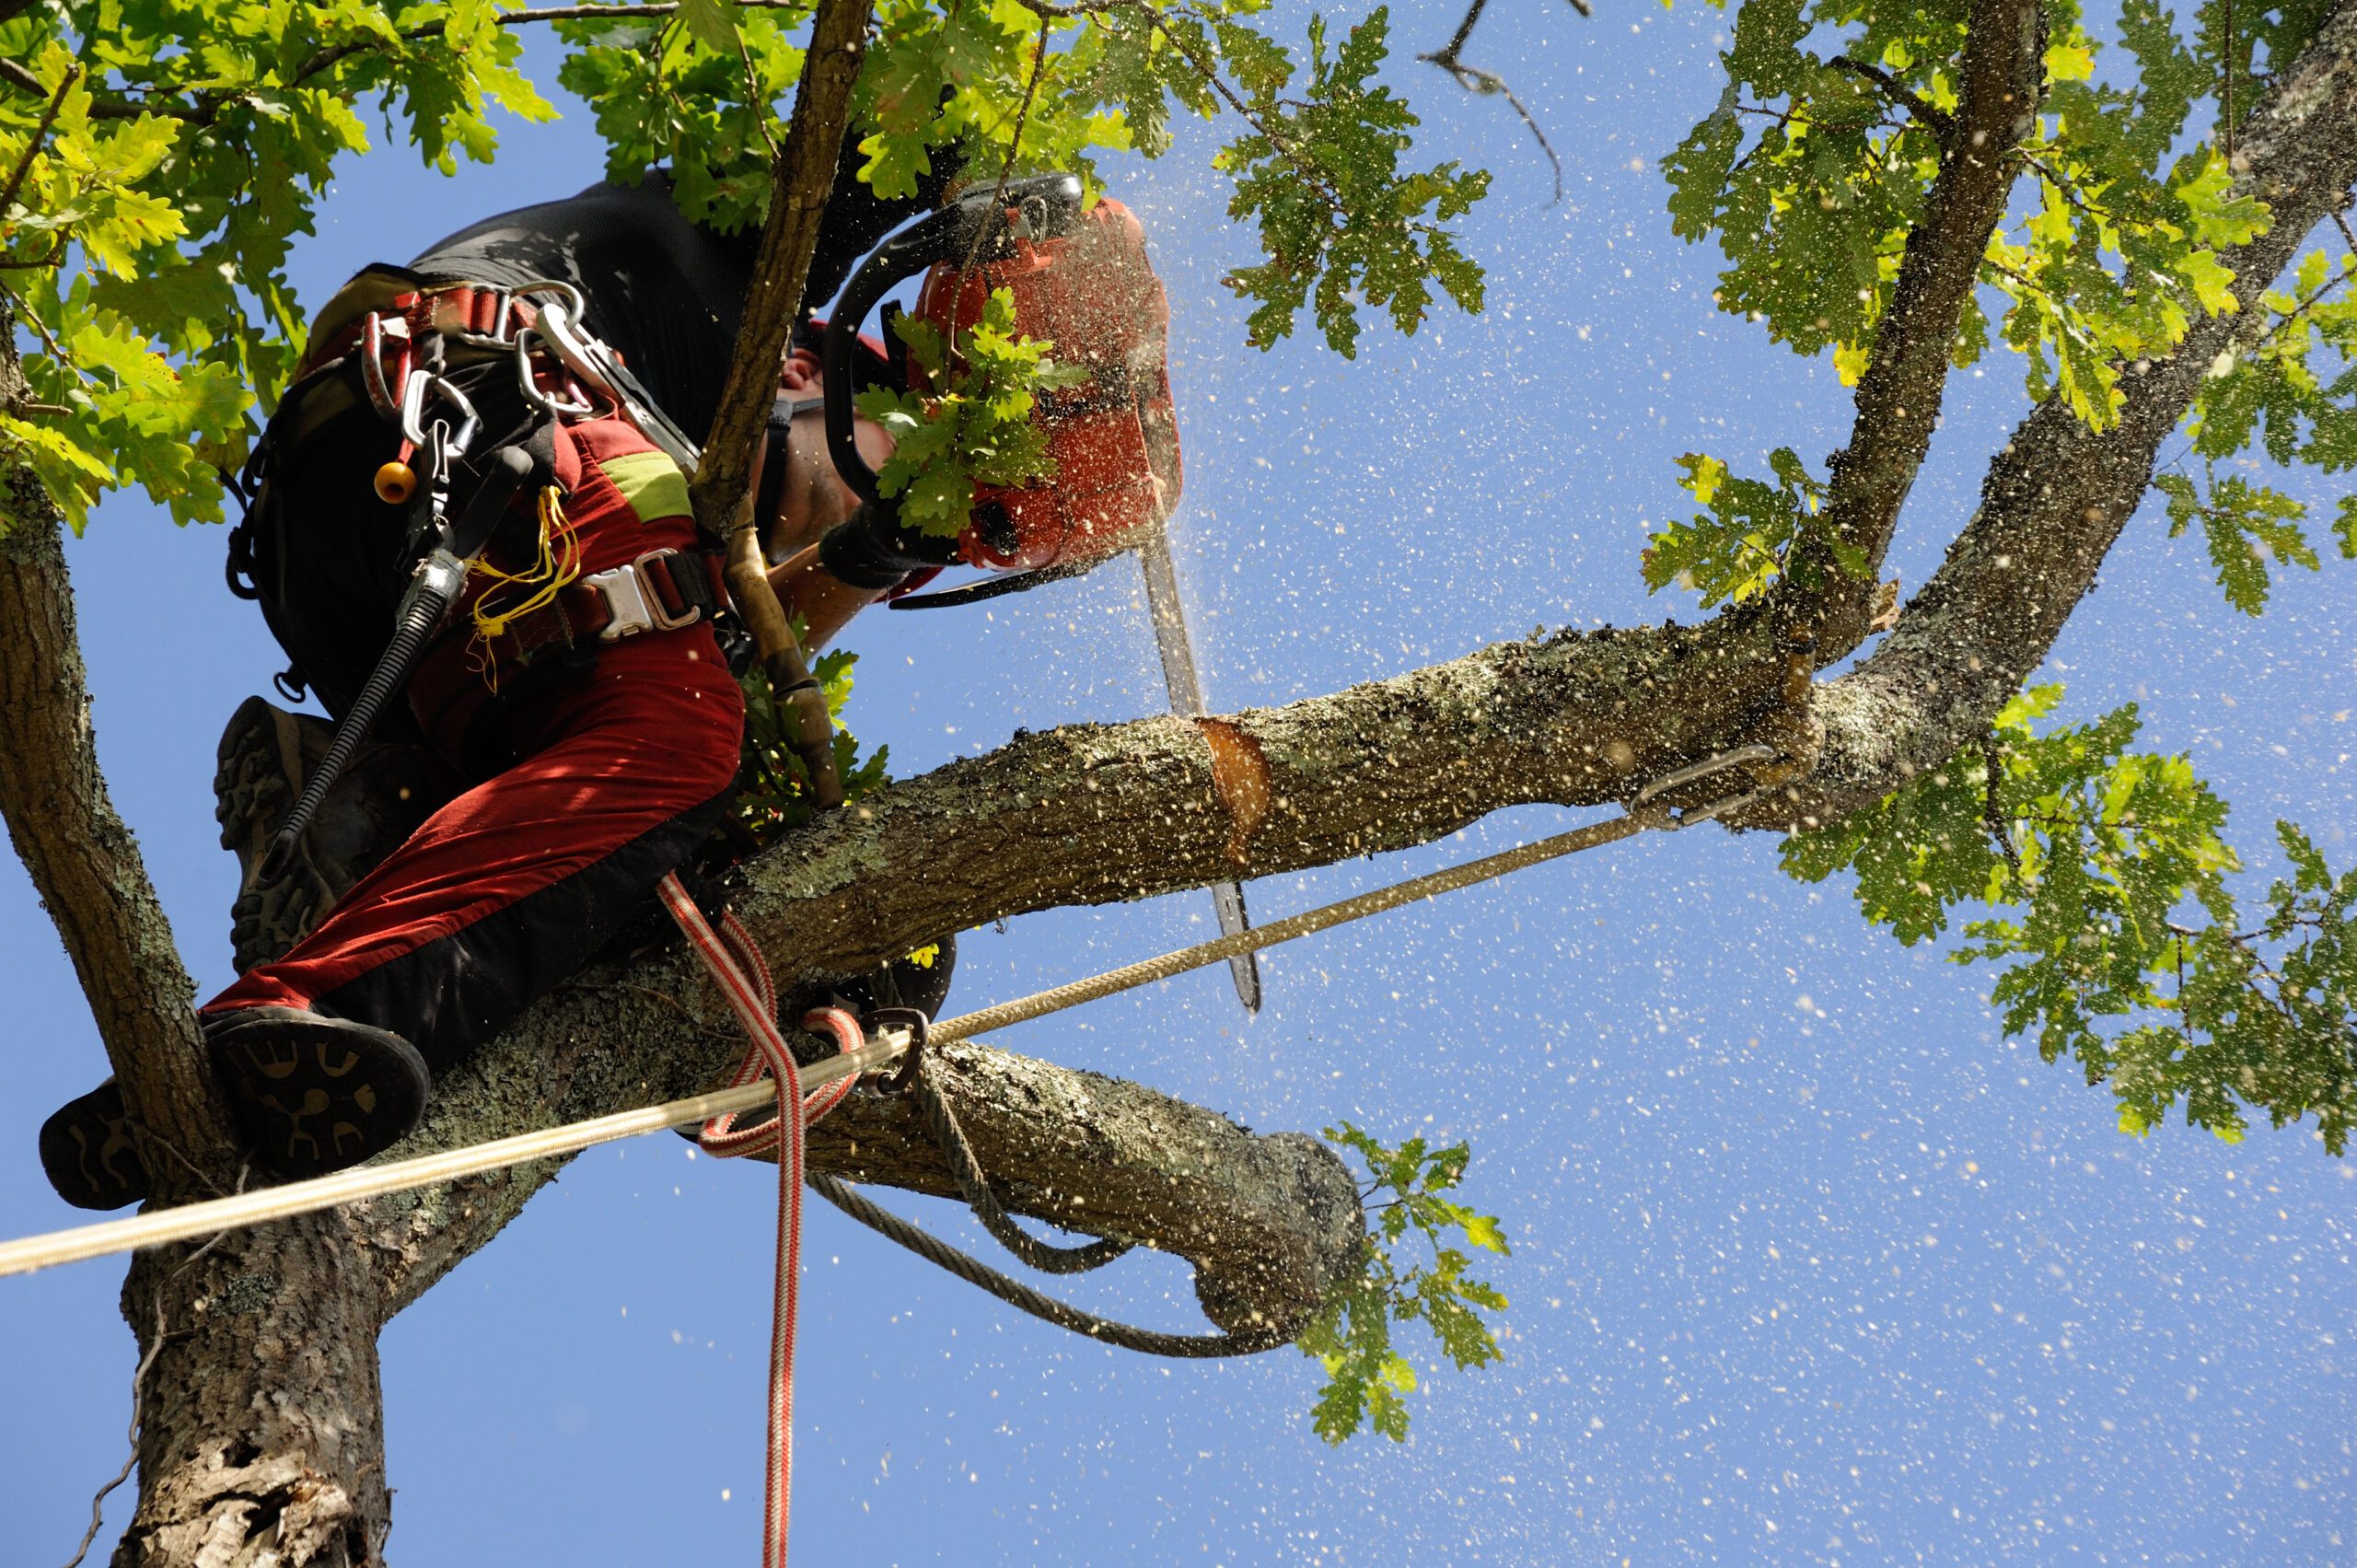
[109,1221,389,1568]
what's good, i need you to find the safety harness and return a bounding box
[238,272,737,873]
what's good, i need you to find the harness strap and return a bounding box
[410,547,729,777]
[300,277,570,382]
[755,396,829,563]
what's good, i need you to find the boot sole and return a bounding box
[38,1078,152,1211]
[215,696,333,974]
[207,1009,432,1179]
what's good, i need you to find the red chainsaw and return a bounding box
[819,174,1261,1010]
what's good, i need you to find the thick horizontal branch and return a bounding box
[1783,0,2357,823]
[375,586,1828,1325]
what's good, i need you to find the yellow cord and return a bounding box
[467,485,582,691]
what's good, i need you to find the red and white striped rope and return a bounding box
[656,872,858,1568]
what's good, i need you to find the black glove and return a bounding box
[818,501,961,590]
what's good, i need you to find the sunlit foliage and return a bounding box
[1303,1122,1510,1443]
[1785,688,2357,1153]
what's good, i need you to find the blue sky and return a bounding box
[6,1,2356,1562]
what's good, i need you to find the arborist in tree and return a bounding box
[37,146,1184,1213]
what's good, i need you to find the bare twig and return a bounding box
[1829,54,1955,141]
[1142,0,1358,217]
[1421,54,1564,202]
[1,64,76,221]
[956,11,1055,281]
[1440,0,1491,54]
[730,13,784,161]
[1006,0,1132,15]
[1416,0,1573,202]
[2014,148,2113,225]
[0,277,75,371]
[2248,250,2357,352]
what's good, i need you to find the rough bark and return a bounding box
[2,307,401,1563]
[109,1218,390,1568]
[402,934,1368,1337]
[0,374,227,1185]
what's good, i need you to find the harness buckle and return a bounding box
[447,278,586,350]
[586,551,700,643]
[361,312,412,424]
[584,563,654,643]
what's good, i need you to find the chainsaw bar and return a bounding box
[1137,525,1261,1014]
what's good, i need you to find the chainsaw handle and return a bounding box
[821,173,1085,510]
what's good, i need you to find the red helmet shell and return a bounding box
[911,197,1183,573]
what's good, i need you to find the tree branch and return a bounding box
[1776,0,2049,662]
[689,0,869,536]
[0,302,236,1198]
[1418,53,1564,203]
[1416,0,1577,202]
[1829,53,1958,141]
[1780,0,2357,825]
[359,583,1830,1330]
[0,63,74,219]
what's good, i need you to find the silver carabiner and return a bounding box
[401,370,480,459]
[452,277,588,349]
[510,277,586,321]
[360,312,411,423]
[515,328,600,419]
[397,367,432,447]
[531,297,624,406]
[530,297,702,475]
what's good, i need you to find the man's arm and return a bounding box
[766,541,882,651]
[757,406,900,649]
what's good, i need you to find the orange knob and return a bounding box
[374,460,417,505]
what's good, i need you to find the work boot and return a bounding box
[38,1078,150,1211]
[205,1007,432,1179]
[215,695,445,973]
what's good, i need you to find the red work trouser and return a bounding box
[203,415,745,1073]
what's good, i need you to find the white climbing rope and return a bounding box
[0,778,1761,1283]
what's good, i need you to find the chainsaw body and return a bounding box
[821,174,1182,581]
